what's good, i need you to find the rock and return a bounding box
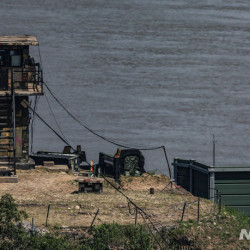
[18,221,49,235]
[117,204,126,208]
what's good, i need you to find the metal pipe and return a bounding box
[197,198,200,222]
[45,204,50,227]
[162,146,172,180]
[181,202,186,222]
[135,207,138,225]
[213,134,216,167]
[218,191,222,214]
[90,208,99,229]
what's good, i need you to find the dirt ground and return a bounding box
[0,169,214,229]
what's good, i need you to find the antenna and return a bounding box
[212,133,216,167]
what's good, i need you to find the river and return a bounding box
[1,0,250,173]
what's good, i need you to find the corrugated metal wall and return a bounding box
[215,172,250,216]
[176,166,190,190]
[173,159,250,216]
[192,170,208,199]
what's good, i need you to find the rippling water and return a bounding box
[1,0,250,173]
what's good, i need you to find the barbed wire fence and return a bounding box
[17,181,222,250]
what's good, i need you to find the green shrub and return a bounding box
[159,225,192,249]
[0,194,160,249]
[0,193,29,249]
[0,194,79,250]
[83,223,156,249]
[27,233,77,250]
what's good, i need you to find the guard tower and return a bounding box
[0,36,43,178]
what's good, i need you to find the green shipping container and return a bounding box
[172,158,250,216]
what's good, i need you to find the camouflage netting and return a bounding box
[124,156,140,177]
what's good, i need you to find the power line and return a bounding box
[21,99,75,152]
[100,174,167,248]
[44,90,70,144]
[37,42,173,175]
[42,81,173,178]
[43,82,163,151]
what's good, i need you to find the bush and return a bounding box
[0,194,159,249]
[159,225,192,249]
[28,233,77,250]
[0,193,29,249]
[0,194,79,250]
[83,223,156,249]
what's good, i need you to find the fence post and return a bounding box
[135,208,138,225]
[45,204,50,227]
[181,202,186,222]
[30,218,35,236]
[218,191,221,214]
[90,208,100,229]
[197,198,200,222]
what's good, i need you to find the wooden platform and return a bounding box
[0,36,39,46]
[0,84,43,96]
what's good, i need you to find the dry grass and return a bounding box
[0,170,247,249]
[0,169,214,229]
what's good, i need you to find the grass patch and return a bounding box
[164,205,250,249]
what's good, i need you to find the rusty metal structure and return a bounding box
[0,36,43,176]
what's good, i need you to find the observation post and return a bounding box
[0,36,43,180]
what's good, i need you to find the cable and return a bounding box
[22,99,76,151]
[139,211,163,249]
[100,173,167,248]
[37,43,172,176]
[43,81,173,177]
[44,90,70,144]
[43,82,163,151]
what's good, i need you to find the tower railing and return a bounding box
[11,63,43,94]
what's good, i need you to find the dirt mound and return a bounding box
[120,173,171,191]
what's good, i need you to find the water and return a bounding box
[1,0,250,174]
